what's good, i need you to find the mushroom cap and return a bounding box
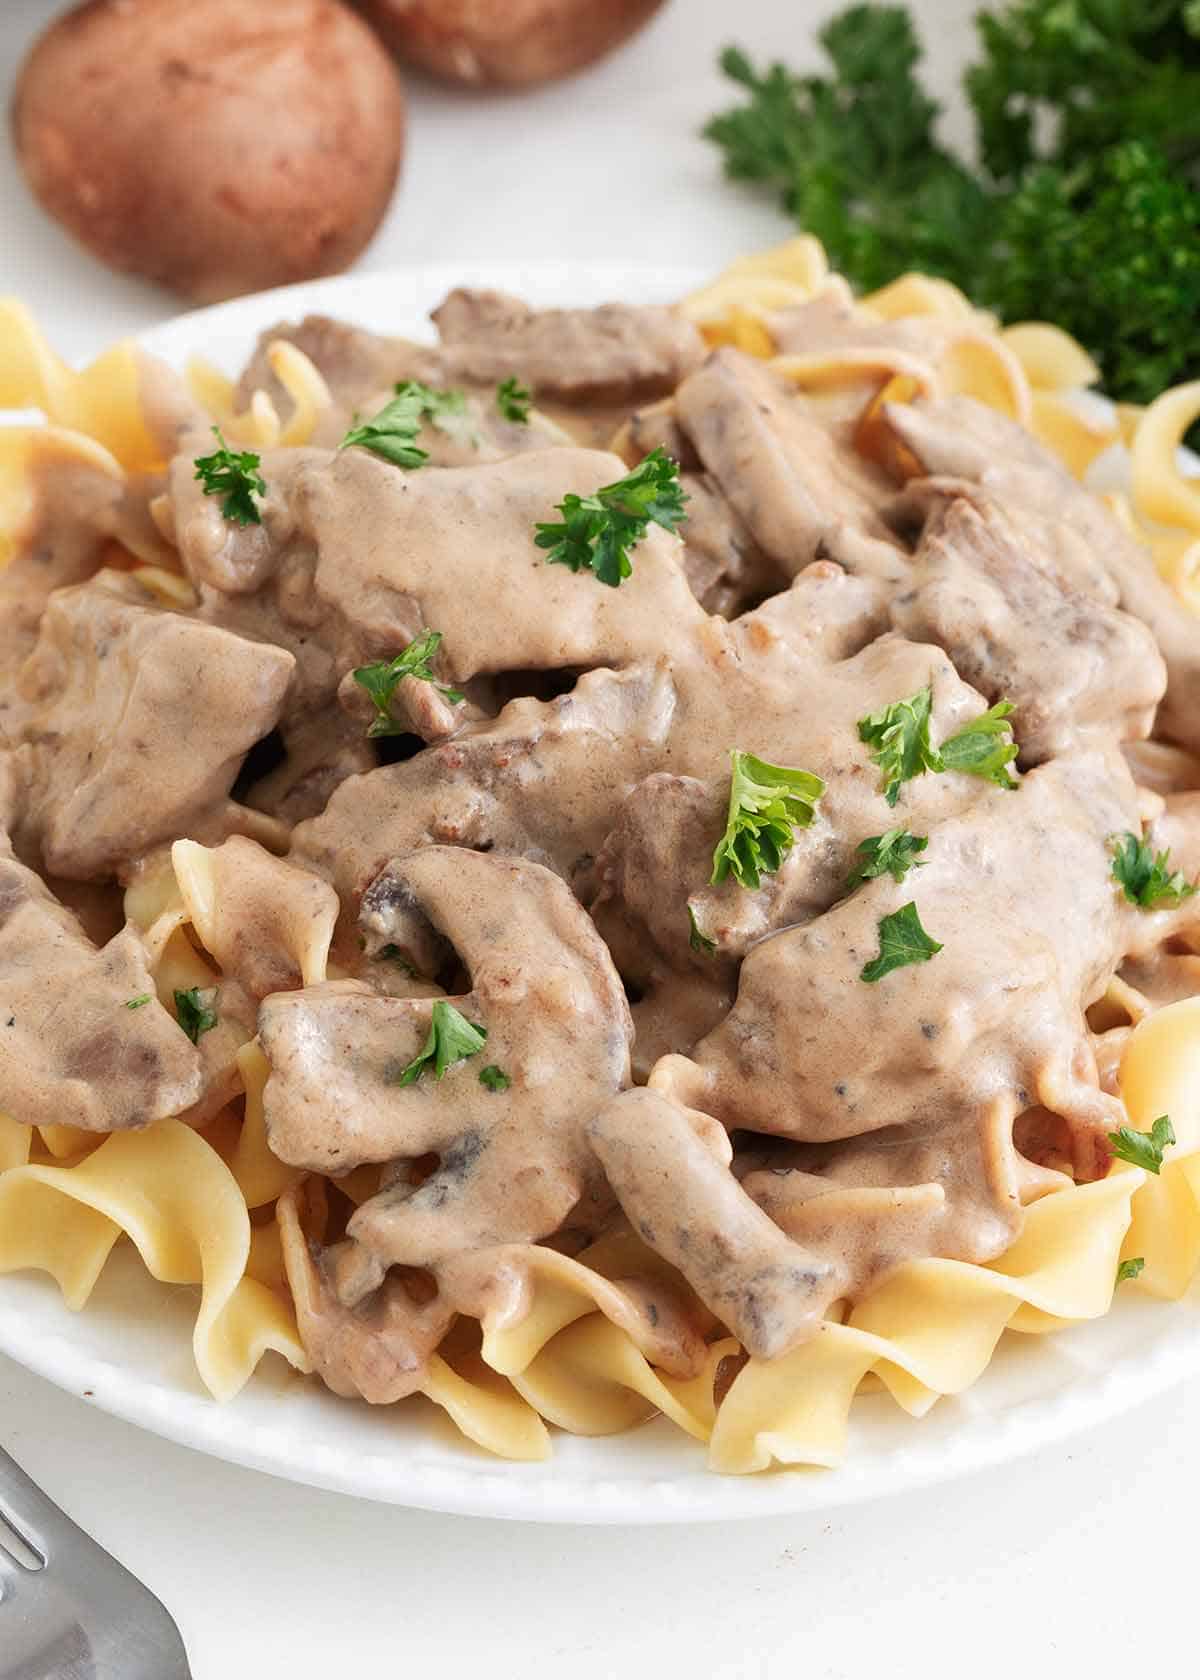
[11,0,406,303]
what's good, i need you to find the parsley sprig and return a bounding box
[858,687,1018,805]
[391,1000,487,1086]
[711,750,824,891]
[353,630,464,736]
[479,1064,512,1092]
[341,381,475,468]
[193,427,266,526]
[1110,832,1197,911]
[845,827,927,892]
[1116,1257,1146,1285]
[496,376,532,423]
[174,986,218,1044]
[860,901,943,983]
[534,447,687,587]
[937,702,1019,790]
[704,7,1200,411]
[1108,1114,1175,1176]
[858,687,939,808]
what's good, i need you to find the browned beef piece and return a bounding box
[891,494,1165,762]
[885,395,1200,752]
[0,835,200,1130]
[13,571,294,878]
[234,315,446,416]
[430,289,706,405]
[677,472,782,616]
[674,348,903,578]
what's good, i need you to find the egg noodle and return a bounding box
[3,241,1200,1473]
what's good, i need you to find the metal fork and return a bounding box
[0,1445,192,1680]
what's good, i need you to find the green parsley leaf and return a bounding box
[496,376,533,423]
[391,1000,487,1086]
[688,903,717,955]
[937,700,1018,791]
[845,827,928,891]
[857,685,939,807]
[859,689,1019,803]
[860,900,943,983]
[352,629,464,737]
[193,427,266,526]
[534,447,687,587]
[125,993,153,1010]
[1110,832,1198,910]
[711,750,825,890]
[174,986,218,1044]
[1107,1113,1175,1175]
[1116,1256,1146,1285]
[340,381,474,468]
[479,1064,512,1092]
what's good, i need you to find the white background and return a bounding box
[0,1,1194,1675]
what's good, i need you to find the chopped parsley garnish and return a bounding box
[352,629,464,736]
[496,376,532,423]
[174,986,218,1044]
[938,701,1019,792]
[534,447,687,588]
[711,750,825,891]
[340,380,475,468]
[193,427,266,526]
[125,993,152,1010]
[857,686,940,808]
[479,1064,512,1092]
[860,901,943,983]
[845,827,927,892]
[688,903,717,955]
[1110,832,1197,911]
[858,686,1018,804]
[1107,1114,1175,1176]
[1116,1257,1146,1285]
[391,1000,487,1086]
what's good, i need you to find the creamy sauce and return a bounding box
[5,289,1200,1400]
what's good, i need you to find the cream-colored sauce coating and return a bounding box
[5,286,1200,1403]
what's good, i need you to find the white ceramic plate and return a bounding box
[3,262,1199,1524]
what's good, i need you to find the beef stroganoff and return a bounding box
[3,240,1200,1473]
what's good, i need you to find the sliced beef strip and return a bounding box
[674,348,904,578]
[0,447,176,727]
[0,833,201,1131]
[430,289,707,406]
[13,570,294,878]
[891,494,1165,762]
[233,315,446,419]
[676,472,784,617]
[884,395,1200,753]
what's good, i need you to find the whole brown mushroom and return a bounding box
[12,0,406,304]
[361,0,668,88]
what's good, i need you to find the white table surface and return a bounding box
[0,1,1194,1675]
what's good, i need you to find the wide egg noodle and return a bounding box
[186,339,332,450]
[0,1118,309,1399]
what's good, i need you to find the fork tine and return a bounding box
[0,1446,193,1678]
[0,1446,60,1560]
